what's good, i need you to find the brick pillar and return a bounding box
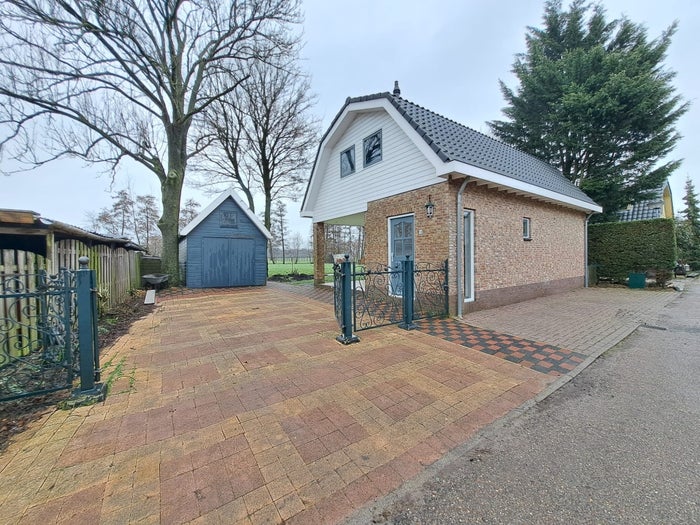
[313,221,326,285]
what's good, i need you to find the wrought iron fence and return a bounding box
[0,259,102,402]
[0,270,77,401]
[353,263,403,330]
[413,262,450,320]
[333,258,448,342]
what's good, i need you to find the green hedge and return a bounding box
[588,219,676,282]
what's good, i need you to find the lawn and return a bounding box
[267,261,334,282]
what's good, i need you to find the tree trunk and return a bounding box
[158,127,188,285]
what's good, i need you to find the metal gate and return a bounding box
[0,259,101,402]
[333,256,448,343]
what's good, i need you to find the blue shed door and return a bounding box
[202,237,255,287]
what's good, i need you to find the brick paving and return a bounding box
[0,283,681,524]
[414,318,587,376]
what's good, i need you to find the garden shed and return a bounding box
[179,189,271,288]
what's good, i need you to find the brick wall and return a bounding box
[364,179,587,313]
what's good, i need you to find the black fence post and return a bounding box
[443,259,449,317]
[336,255,360,345]
[76,256,104,397]
[399,256,417,330]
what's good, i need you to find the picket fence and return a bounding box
[0,240,141,312]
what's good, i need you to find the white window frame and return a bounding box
[523,217,532,241]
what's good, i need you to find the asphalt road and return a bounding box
[347,280,700,525]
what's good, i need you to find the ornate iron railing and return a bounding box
[0,269,78,401]
[413,261,449,320]
[353,263,403,331]
[333,258,448,340]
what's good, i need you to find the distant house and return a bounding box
[301,83,602,314]
[178,189,271,288]
[616,180,673,222]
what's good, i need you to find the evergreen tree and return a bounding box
[677,177,700,267]
[490,0,688,221]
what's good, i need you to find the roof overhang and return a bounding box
[300,97,446,219]
[439,162,603,214]
[0,208,145,254]
[180,188,272,240]
[301,95,602,219]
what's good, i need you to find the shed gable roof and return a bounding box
[180,189,272,239]
[302,90,601,215]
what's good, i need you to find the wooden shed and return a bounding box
[179,189,271,288]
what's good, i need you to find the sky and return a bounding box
[1,0,698,239]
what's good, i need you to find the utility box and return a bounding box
[628,272,646,289]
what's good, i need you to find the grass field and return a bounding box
[267,261,333,281]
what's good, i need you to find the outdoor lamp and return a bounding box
[425,195,435,218]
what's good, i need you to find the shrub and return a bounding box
[589,219,676,283]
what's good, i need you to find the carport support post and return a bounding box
[336,256,359,345]
[399,256,417,330]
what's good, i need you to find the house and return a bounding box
[616,180,673,222]
[300,83,602,314]
[179,189,271,288]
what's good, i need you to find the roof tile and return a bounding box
[347,92,598,206]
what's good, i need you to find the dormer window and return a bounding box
[363,130,382,167]
[340,145,355,177]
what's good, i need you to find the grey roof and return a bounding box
[617,201,663,222]
[345,92,598,207]
[616,185,666,222]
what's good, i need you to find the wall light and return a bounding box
[425,195,435,218]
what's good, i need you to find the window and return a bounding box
[522,217,532,240]
[220,211,238,228]
[340,145,355,177]
[363,130,382,167]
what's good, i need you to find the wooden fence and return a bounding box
[1,241,141,312]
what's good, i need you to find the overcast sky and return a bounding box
[1,0,698,238]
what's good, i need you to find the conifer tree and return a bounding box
[490,0,688,221]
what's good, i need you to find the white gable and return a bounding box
[301,104,440,223]
[180,188,272,239]
[302,97,602,219]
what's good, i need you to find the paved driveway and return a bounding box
[0,283,680,524]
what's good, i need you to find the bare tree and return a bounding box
[197,52,319,230]
[270,199,289,264]
[87,188,162,252]
[0,0,302,283]
[135,194,160,253]
[290,232,304,264]
[179,198,200,230]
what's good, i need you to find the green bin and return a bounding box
[628,272,646,289]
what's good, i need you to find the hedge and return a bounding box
[588,218,676,282]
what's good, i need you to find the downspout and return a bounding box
[584,212,594,287]
[456,177,471,317]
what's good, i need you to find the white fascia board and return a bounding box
[438,161,603,213]
[180,188,272,239]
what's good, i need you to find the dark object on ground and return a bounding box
[142,273,169,289]
[268,273,313,283]
[674,264,686,277]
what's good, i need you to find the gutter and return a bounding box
[456,177,471,317]
[584,212,594,287]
